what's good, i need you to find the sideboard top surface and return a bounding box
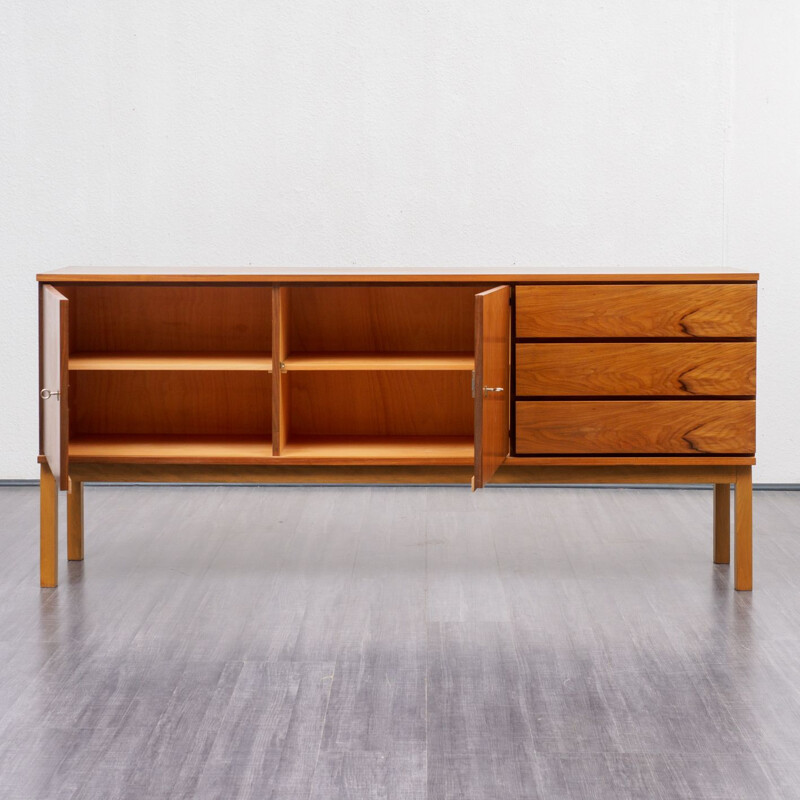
[37,266,759,284]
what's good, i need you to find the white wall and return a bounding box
[1,1,796,482]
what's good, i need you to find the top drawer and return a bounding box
[515,284,756,339]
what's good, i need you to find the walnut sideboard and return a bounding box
[36,268,758,590]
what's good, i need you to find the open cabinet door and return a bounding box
[40,285,69,490]
[473,285,510,489]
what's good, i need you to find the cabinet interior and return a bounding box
[63,283,482,464]
[66,285,273,353]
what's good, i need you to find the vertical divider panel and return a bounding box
[272,286,291,455]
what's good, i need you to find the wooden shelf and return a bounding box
[69,436,273,464]
[279,436,474,465]
[69,352,272,371]
[282,352,474,371]
[69,435,474,466]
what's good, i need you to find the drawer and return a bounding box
[515,284,756,338]
[515,342,756,397]
[515,400,755,454]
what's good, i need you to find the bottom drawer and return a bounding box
[515,400,755,455]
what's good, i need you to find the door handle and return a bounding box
[483,387,504,395]
[40,389,61,400]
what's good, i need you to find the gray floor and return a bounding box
[0,485,799,799]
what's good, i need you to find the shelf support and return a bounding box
[272,287,291,455]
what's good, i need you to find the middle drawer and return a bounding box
[516,342,756,397]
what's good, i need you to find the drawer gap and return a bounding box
[513,451,756,458]
[515,337,757,344]
[515,395,756,402]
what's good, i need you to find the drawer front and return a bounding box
[516,342,756,397]
[515,400,755,454]
[515,284,756,338]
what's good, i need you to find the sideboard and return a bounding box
[37,268,757,589]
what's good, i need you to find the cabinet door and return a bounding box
[40,285,69,489]
[473,286,510,488]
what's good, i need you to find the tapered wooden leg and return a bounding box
[67,479,84,561]
[713,483,731,564]
[40,462,58,588]
[734,466,753,591]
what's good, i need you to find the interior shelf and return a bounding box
[63,285,480,470]
[282,352,474,371]
[69,352,272,371]
[69,435,273,463]
[68,435,474,465]
[278,436,474,464]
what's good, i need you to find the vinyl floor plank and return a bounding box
[427,621,532,755]
[2,485,799,800]
[309,747,426,800]
[189,661,335,800]
[425,510,511,624]
[320,663,425,752]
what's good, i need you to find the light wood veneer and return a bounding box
[70,352,273,371]
[515,400,755,455]
[36,269,758,590]
[516,284,757,338]
[516,342,755,397]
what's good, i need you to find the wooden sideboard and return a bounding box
[37,268,757,589]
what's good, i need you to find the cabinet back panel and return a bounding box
[288,286,483,352]
[65,285,272,352]
[70,371,271,435]
[289,371,473,436]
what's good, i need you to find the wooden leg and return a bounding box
[40,462,58,588]
[713,483,731,564]
[67,479,84,561]
[734,466,753,591]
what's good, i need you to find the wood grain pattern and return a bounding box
[515,400,755,455]
[714,483,731,564]
[280,436,474,464]
[69,435,273,463]
[67,479,84,561]
[69,463,477,483]
[65,284,272,352]
[283,352,474,371]
[288,286,481,353]
[474,286,510,488]
[37,266,760,281]
[8,482,799,796]
[68,435,472,466]
[39,461,57,587]
[493,464,738,484]
[516,342,756,396]
[273,287,291,455]
[67,461,737,486]
[70,371,272,436]
[505,455,755,466]
[735,466,753,591]
[41,284,69,490]
[515,283,757,338]
[69,352,272,371]
[288,371,473,437]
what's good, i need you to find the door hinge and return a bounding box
[471,370,475,399]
